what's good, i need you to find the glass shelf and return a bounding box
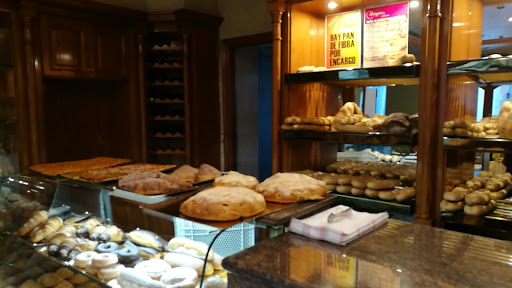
[447,57,512,84]
[283,130,414,147]
[284,64,420,87]
[443,137,512,153]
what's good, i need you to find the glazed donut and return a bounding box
[95,242,120,254]
[134,259,171,280]
[160,267,198,288]
[92,253,118,268]
[73,251,98,269]
[117,246,141,265]
[97,263,125,281]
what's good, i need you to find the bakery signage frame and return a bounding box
[363,2,409,68]
[325,10,362,70]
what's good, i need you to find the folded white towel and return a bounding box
[289,205,388,246]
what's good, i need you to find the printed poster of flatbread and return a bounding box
[363,2,409,68]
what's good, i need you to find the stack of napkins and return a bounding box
[289,205,389,246]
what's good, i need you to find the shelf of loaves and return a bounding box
[443,137,512,152]
[284,63,420,87]
[447,56,512,84]
[283,130,414,146]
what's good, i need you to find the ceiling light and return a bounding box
[509,16,512,22]
[410,1,419,8]
[328,2,338,9]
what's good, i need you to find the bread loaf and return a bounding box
[440,200,464,211]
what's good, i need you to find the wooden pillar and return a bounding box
[415,0,449,226]
[18,0,45,169]
[266,0,285,174]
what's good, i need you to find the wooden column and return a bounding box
[266,0,285,174]
[415,0,449,226]
[18,1,45,168]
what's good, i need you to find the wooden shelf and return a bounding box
[150,117,185,121]
[151,64,184,69]
[447,57,512,84]
[284,63,420,87]
[151,135,185,139]
[148,99,184,104]
[332,192,415,216]
[151,82,184,87]
[443,137,512,153]
[150,46,184,51]
[283,130,414,147]
[149,151,186,155]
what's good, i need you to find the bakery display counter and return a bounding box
[447,56,512,84]
[223,219,512,288]
[332,193,414,216]
[283,130,414,147]
[443,136,512,152]
[284,64,420,87]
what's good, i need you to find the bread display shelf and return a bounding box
[332,193,414,216]
[447,57,512,84]
[284,64,420,87]
[283,130,414,147]
[443,137,512,153]
[442,200,512,241]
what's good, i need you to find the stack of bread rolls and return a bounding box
[441,171,511,215]
[325,160,416,202]
[281,116,332,132]
[443,116,499,138]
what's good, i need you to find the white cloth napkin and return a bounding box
[289,205,388,246]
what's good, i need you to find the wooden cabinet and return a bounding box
[40,15,126,79]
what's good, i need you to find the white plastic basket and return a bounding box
[173,218,255,257]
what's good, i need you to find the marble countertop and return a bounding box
[223,220,512,287]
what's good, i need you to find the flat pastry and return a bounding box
[255,173,327,203]
[213,171,259,189]
[171,165,199,183]
[196,163,222,182]
[180,186,266,221]
[29,157,131,176]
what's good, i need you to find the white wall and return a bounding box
[217,0,272,39]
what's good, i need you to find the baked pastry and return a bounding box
[171,165,199,182]
[213,171,259,189]
[255,173,327,203]
[196,163,222,182]
[179,186,266,221]
[29,157,131,176]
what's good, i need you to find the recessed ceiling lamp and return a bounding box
[509,16,512,22]
[328,2,338,9]
[410,1,419,8]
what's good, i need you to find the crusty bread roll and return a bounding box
[465,192,490,205]
[464,204,487,216]
[443,187,467,202]
[337,175,352,185]
[351,187,365,196]
[396,187,415,202]
[336,185,352,194]
[440,200,464,211]
[366,179,399,190]
[378,190,397,201]
[364,188,380,198]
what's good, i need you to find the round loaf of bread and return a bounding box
[212,171,259,189]
[255,173,327,203]
[179,186,266,221]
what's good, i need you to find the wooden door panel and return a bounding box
[91,26,126,79]
[41,15,88,77]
